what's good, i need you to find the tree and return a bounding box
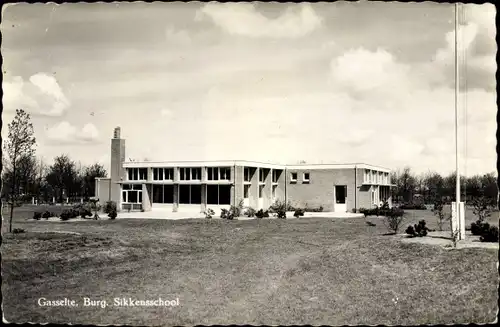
[3,109,36,232]
[424,172,445,204]
[392,167,416,204]
[81,163,107,199]
[46,155,78,203]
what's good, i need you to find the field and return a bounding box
[1,205,498,325]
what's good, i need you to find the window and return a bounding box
[272,170,280,183]
[179,185,201,204]
[207,167,218,181]
[180,167,201,181]
[303,172,310,183]
[290,172,298,183]
[364,169,370,184]
[219,167,231,180]
[152,185,174,203]
[259,168,266,183]
[191,168,201,180]
[259,185,264,198]
[127,168,148,181]
[244,167,252,182]
[152,168,174,181]
[244,185,250,199]
[272,185,277,199]
[122,184,142,203]
[207,185,231,205]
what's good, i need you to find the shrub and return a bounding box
[432,200,450,231]
[400,203,427,210]
[74,203,93,218]
[103,201,118,219]
[405,225,415,236]
[382,208,405,234]
[60,209,71,221]
[12,228,25,234]
[407,220,429,237]
[269,200,288,214]
[229,199,244,218]
[294,208,305,218]
[204,208,215,219]
[276,209,286,219]
[41,211,52,219]
[108,210,117,220]
[221,208,234,220]
[480,225,499,243]
[244,207,256,218]
[33,212,42,220]
[471,196,495,222]
[255,209,269,219]
[471,220,490,236]
[304,206,324,213]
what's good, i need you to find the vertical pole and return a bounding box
[454,2,464,240]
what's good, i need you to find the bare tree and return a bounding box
[3,109,36,232]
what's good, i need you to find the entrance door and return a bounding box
[334,185,347,213]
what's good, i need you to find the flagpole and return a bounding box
[454,2,463,240]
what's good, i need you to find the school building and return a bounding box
[95,128,392,213]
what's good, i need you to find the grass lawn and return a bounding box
[1,205,498,325]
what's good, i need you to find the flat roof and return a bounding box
[122,160,391,172]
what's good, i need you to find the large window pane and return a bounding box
[207,185,219,205]
[122,191,127,202]
[163,185,174,203]
[244,185,250,199]
[190,185,201,204]
[152,185,163,203]
[179,185,190,204]
[219,185,231,205]
[208,168,213,180]
[129,191,138,203]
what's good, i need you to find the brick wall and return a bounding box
[285,168,357,212]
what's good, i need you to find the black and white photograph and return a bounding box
[1,1,498,325]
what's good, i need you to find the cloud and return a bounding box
[165,27,191,45]
[432,4,496,91]
[2,73,70,116]
[46,121,100,144]
[197,3,322,38]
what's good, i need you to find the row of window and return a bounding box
[290,172,310,183]
[128,167,283,182]
[243,184,278,199]
[364,170,389,184]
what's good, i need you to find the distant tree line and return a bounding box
[2,109,107,209]
[391,167,498,206]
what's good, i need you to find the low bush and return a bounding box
[103,201,118,220]
[33,212,42,220]
[204,208,215,219]
[382,208,406,234]
[480,225,499,243]
[229,199,244,218]
[73,203,93,218]
[269,200,288,214]
[221,208,234,220]
[12,228,25,234]
[255,209,269,219]
[304,206,324,212]
[406,220,429,237]
[41,211,52,219]
[244,207,256,218]
[471,220,490,236]
[294,208,305,218]
[400,203,427,210]
[276,209,286,219]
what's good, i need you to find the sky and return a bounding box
[1,2,497,176]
